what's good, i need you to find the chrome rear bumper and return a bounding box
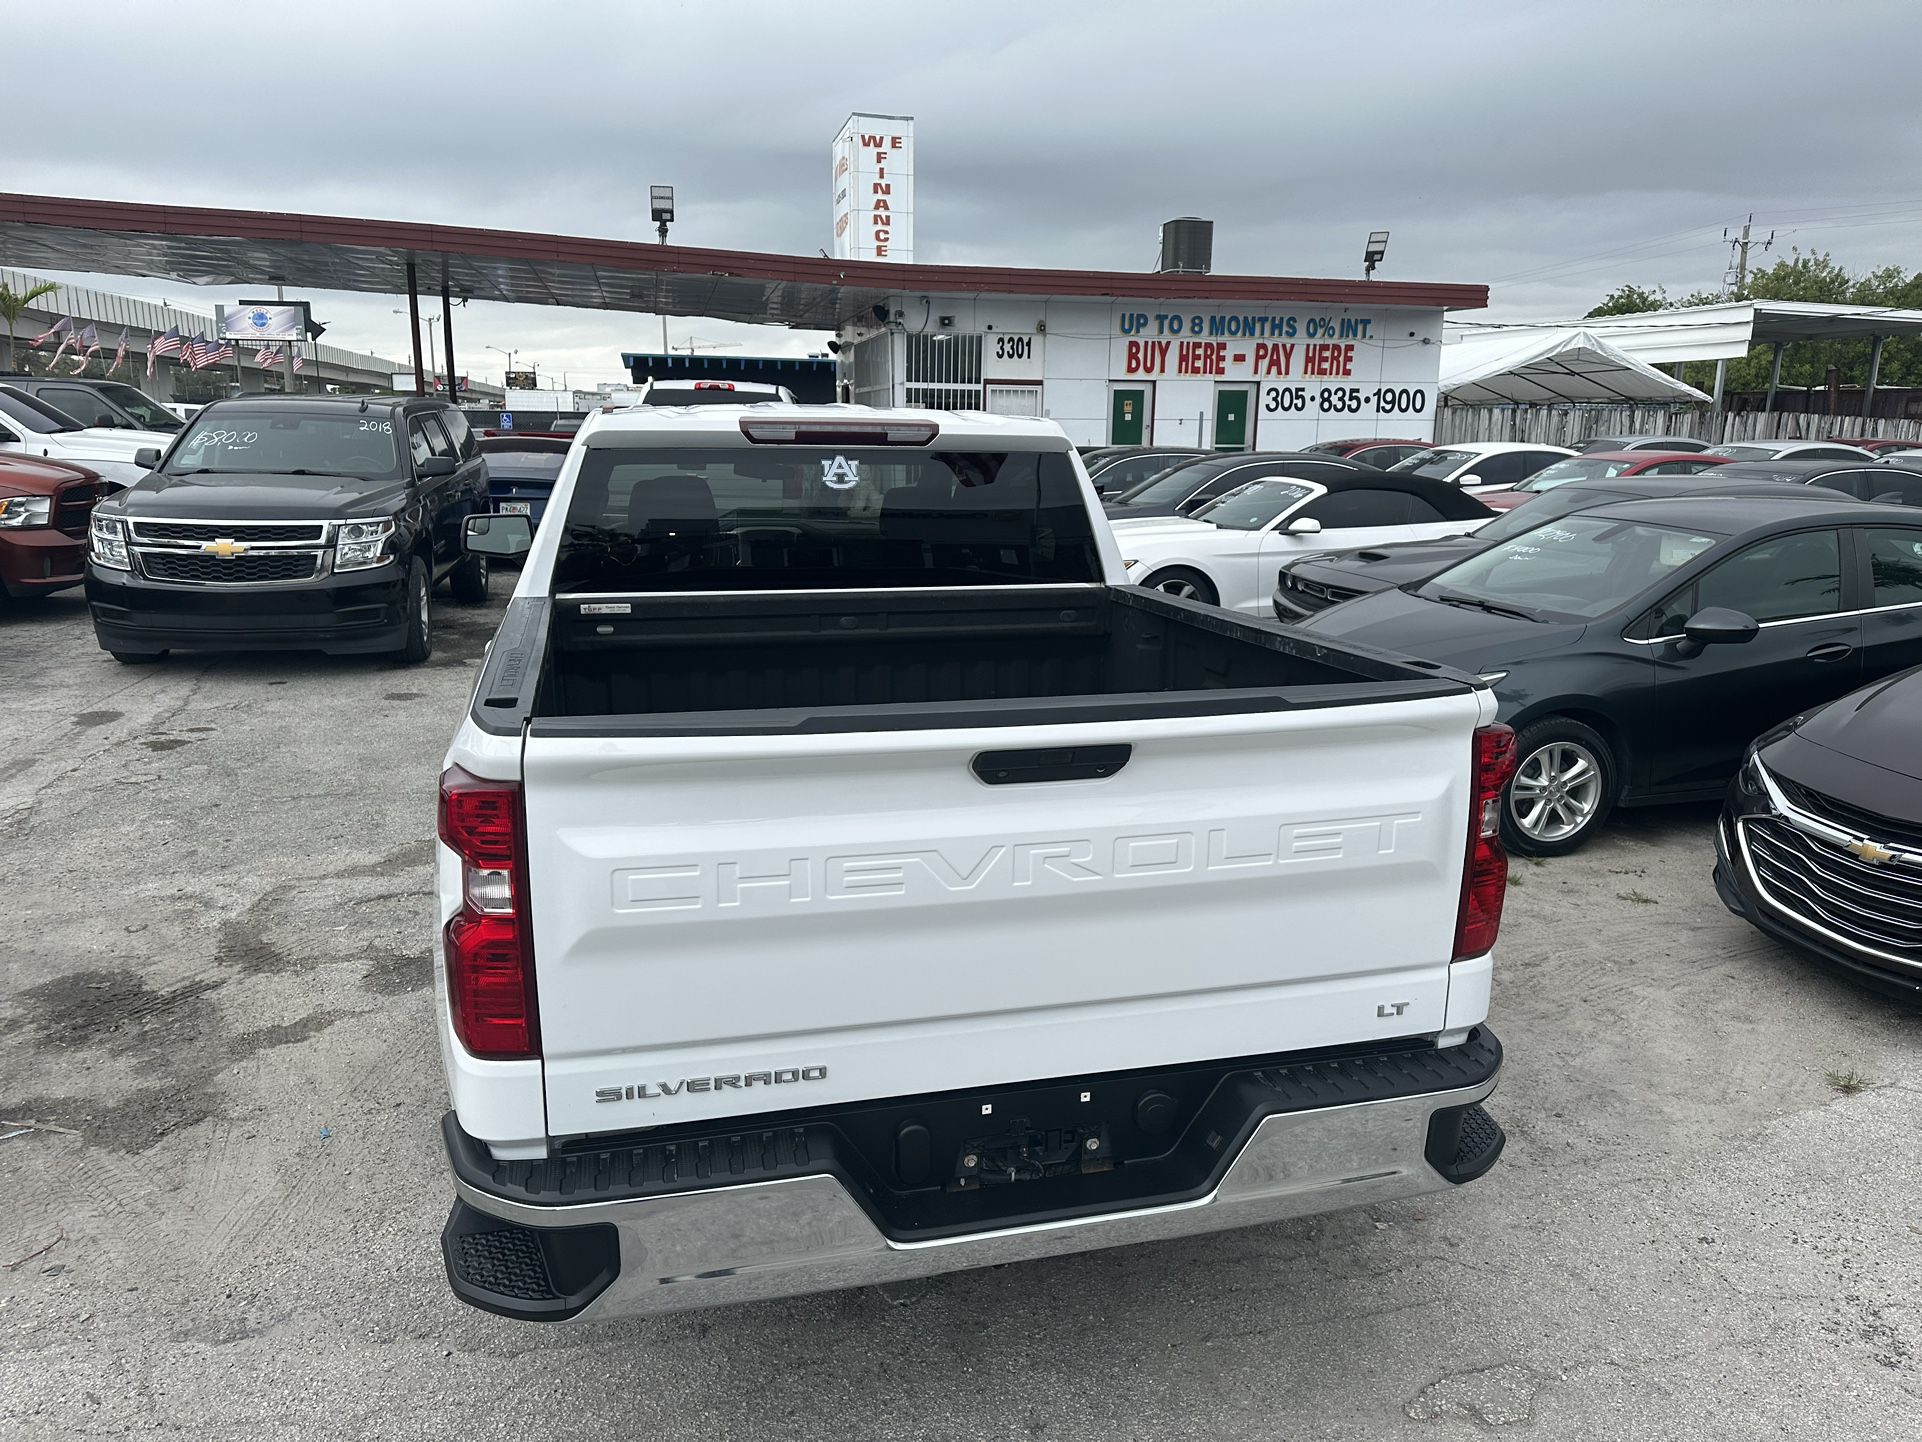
[447,1067,1500,1321]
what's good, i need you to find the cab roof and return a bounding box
[578,402,1072,445]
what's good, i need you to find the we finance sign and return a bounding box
[831,113,915,262]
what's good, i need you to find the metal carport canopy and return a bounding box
[0,192,1487,328]
[1534,301,1922,366]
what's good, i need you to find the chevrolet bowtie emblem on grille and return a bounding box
[1845,838,1896,865]
[201,539,249,558]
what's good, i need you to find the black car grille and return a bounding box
[1278,574,1362,613]
[131,520,328,544]
[140,550,321,584]
[1774,776,1922,853]
[1742,815,1922,965]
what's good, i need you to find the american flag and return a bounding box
[209,337,236,366]
[148,325,183,379]
[290,347,305,374]
[71,325,102,373]
[31,316,71,347]
[111,328,129,373]
[255,344,282,368]
[185,334,218,371]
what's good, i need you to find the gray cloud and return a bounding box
[12,0,1921,382]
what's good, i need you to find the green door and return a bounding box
[1110,387,1147,445]
[1213,386,1251,451]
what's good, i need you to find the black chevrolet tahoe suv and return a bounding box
[85,395,491,664]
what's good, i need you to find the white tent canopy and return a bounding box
[1438,327,1712,405]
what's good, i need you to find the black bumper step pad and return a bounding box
[441,1201,617,1322]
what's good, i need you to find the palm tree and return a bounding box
[0,279,61,370]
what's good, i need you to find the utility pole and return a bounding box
[1722,214,1774,297]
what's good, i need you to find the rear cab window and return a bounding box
[552,444,1101,592]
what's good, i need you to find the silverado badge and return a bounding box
[1845,838,1896,866]
[201,539,250,558]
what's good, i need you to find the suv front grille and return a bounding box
[1741,814,1922,967]
[130,520,329,545]
[140,550,322,584]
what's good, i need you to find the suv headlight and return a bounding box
[90,514,130,568]
[334,517,396,572]
[0,495,51,528]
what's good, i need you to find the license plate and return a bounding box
[499,501,532,515]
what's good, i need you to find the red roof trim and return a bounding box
[0,192,1488,311]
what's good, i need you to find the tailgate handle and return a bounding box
[972,745,1132,785]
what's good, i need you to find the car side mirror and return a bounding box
[417,455,457,478]
[1674,606,1759,658]
[134,447,161,469]
[1456,473,1482,488]
[1284,516,1323,535]
[464,512,533,558]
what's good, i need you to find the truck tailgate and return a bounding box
[524,694,1487,1137]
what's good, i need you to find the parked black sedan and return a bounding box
[1718,664,1922,1002]
[1271,477,1824,621]
[1103,451,1389,520]
[1709,457,1922,506]
[1296,495,1922,855]
[1082,446,1204,497]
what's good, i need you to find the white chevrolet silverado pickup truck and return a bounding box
[433,404,1515,1322]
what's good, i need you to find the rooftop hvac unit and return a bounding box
[1157,218,1214,275]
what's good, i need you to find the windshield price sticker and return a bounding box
[822,455,861,489]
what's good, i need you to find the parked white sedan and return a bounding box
[1114,471,1497,615]
[1386,441,1575,493]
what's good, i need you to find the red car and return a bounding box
[0,454,106,598]
[1303,437,1431,469]
[1472,451,1729,511]
[1825,435,1919,454]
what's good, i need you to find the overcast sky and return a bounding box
[13,0,1921,387]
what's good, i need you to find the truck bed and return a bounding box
[472,584,1471,737]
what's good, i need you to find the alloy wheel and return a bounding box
[1510,740,1604,844]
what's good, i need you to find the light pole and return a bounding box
[485,344,518,387]
[650,185,675,356]
[393,308,441,388]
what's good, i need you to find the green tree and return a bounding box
[0,279,60,369]
[1585,283,1668,318]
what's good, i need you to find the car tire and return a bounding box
[1141,566,1218,606]
[110,650,167,665]
[396,557,433,665]
[1501,717,1617,858]
[449,549,489,605]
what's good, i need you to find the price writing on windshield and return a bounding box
[199,429,260,445]
[1262,385,1429,416]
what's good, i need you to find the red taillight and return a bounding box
[439,766,539,1059]
[1453,724,1518,962]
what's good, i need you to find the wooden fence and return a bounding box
[1435,404,1922,449]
